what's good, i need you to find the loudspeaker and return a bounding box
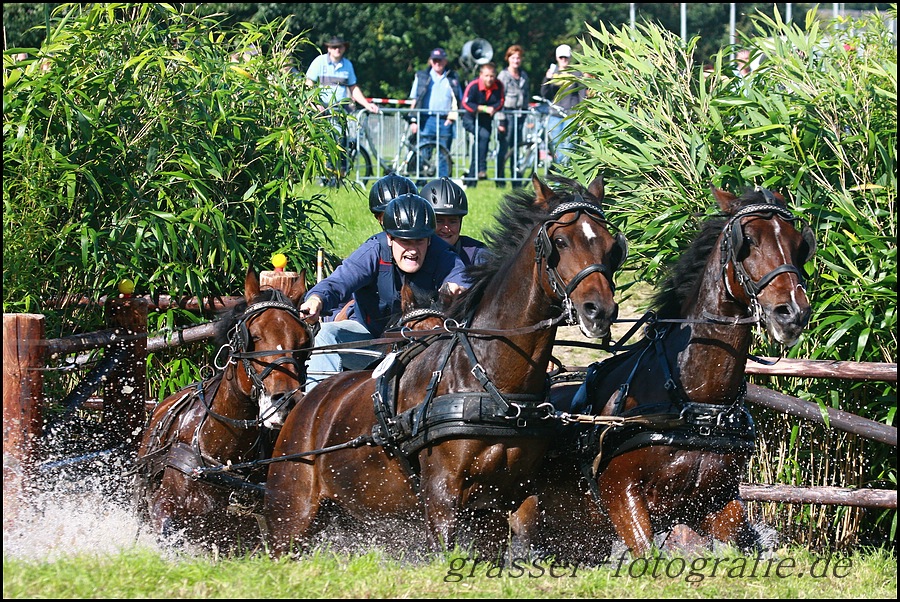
[460,38,494,72]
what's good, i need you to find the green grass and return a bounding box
[3,546,895,598]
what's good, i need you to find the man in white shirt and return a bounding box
[306,36,379,181]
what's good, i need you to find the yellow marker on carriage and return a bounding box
[272,253,288,273]
[118,278,135,297]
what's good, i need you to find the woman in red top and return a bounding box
[461,62,504,187]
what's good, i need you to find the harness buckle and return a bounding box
[699,425,711,436]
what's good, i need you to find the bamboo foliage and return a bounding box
[566,6,896,547]
[3,3,340,334]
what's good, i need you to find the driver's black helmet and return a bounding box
[382,194,435,239]
[369,173,418,214]
[421,177,468,216]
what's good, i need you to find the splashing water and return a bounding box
[3,450,166,562]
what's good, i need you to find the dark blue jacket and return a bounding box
[452,235,491,267]
[306,232,469,337]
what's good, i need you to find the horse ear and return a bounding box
[244,267,260,302]
[587,174,605,203]
[532,174,554,211]
[711,186,740,213]
[799,225,817,264]
[400,280,415,312]
[286,270,308,306]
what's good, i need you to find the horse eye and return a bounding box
[553,236,568,248]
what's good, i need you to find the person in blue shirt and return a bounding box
[300,194,468,390]
[420,178,491,267]
[407,48,464,179]
[306,35,379,181]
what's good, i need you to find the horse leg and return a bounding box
[697,499,762,553]
[264,466,325,558]
[509,494,541,556]
[598,472,655,557]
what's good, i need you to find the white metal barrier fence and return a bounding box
[346,105,558,187]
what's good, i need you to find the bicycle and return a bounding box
[345,112,373,180]
[512,96,568,179]
[352,109,453,182]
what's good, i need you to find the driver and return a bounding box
[300,193,469,391]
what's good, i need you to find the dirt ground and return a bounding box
[551,282,652,370]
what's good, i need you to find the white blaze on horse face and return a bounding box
[581,220,598,241]
[756,219,809,347]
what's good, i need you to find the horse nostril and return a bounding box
[581,302,618,322]
[774,303,809,326]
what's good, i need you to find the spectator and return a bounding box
[306,35,379,182]
[496,45,531,188]
[421,178,490,266]
[540,43,586,165]
[408,48,464,179]
[300,194,468,390]
[461,62,505,188]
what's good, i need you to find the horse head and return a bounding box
[394,280,449,332]
[531,174,628,340]
[231,268,314,428]
[712,186,816,346]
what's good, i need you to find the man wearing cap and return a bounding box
[540,43,587,165]
[408,48,464,178]
[306,35,379,181]
[306,35,379,114]
[299,194,468,390]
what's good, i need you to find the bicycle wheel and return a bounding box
[515,143,538,179]
[405,143,453,181]
[347,142,373,180]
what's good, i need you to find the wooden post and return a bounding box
[3,314,45,516]
[102,298,148,451]
[260,270,302,293]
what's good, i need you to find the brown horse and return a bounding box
[264,174,628,558]
[512,186,816,560]
[133,268,314,550]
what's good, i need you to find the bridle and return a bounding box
[716,197,815,324]
[534,196,628,325]
[211,296,314,427]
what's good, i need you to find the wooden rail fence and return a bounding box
[3,292,897,511]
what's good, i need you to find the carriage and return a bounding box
[132,175,816,561]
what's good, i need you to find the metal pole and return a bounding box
[730,3,736,62]
[681,3,687,44]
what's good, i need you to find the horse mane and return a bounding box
[650,188,779,318]
[212,287,293,347]
[446,175,600,321]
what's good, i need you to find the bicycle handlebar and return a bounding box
[531,96,567,116]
